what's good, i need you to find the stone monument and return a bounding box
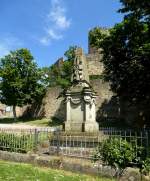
[64,48,99,132]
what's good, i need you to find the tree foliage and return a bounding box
[41,46,77,88]
[119,0,150,21]
[64,46,77,62]
[102,20,149,101]
[104,1,149,102]
[0,48,45,117]
[89,1,150,126]
[89,27,109,48]
[60,45,78,87]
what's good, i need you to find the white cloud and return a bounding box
[39,37,50,46]
[0,36,23,58]
[40,0,71,46]
[48,0,71,29]
[47,28,63,40]
[39,29,63,46]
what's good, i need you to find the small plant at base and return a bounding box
[140,158,150,176]
[93,137,136,178]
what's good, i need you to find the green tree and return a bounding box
[102,19,149,99]
[40,65,61,87]
[41,46,77,89]
[119,0,150,21]
[89,27,109,48]
[59,46,77,87]
[90,0,150,126]
[64,46,77,62]
[0,48,45,118]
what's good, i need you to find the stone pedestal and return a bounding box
[65,87,99,132]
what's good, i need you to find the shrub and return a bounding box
[93,137,136,176]
[140,158,150,176]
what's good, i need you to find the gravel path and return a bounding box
[0,123,59,131]
[0,123,41,129]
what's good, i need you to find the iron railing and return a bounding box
[0,127,52,153]
[49,128,150,160]
[0,127,150,161]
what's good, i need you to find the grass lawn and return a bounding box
[0,117,63,127]
[21,118,53,126]
[0,160,115,181]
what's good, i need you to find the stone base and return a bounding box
[65,121,99,132]
[84,122,99,132]
[65,122,84,132]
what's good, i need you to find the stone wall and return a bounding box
[42,86,65,120]
[90,79,114,117]
[86,53,104,76]
[22,78,114,122]
[21,86,65,120]
[34,79,117,124]
[91,79,121,126]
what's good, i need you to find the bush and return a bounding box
[93,137,136,176]
[0,132,34,153]
[140,158,150,176]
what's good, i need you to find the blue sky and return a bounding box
[0,0,123,67]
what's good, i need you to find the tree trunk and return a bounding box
[13,105,17,120]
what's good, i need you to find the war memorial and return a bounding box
[64,48,99,132]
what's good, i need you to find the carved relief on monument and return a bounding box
[71,48,89,84]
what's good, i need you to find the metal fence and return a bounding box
[49,128,150,160]
[49,132,100,158]
[0,127,52,153]
[0,127,150,161]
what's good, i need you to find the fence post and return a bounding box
[34,128,38,152]
[145,131,149,157]
[56,130,60,156]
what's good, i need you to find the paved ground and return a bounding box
[0,123,59,132]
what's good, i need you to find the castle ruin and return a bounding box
[0,30,145,127]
